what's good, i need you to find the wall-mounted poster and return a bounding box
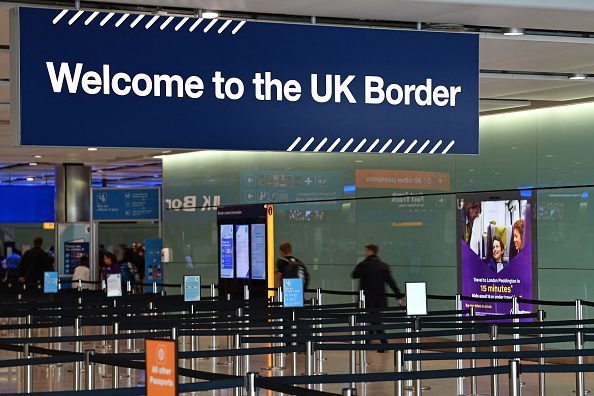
[457,192,536,318]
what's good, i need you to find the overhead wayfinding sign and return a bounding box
[92,188,160,221]
[11,7,479,154]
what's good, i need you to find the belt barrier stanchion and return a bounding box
[315,288,326,374]
[358,290,367,374]
[342,388,357,396]
[112,321,120,388]
[23,343,32,393]
[74,316,82,391]
[236,307,244,374]
[274,288,286,370]
[394,348,404,396]
[509,360,520,396]
[291,310,298,376]
[218,294,234,367]
[404,317,414,391]
[126,281,132,294]
[210,284,218,349]
[246,372,259,396]
[538,310,546,396]
[85,349,95,390]
[469,306,478,396]
[234,333,241,396]
[244,284,250,300]
[576,330,585,396]
[26,314,32,340]
[305,340,314,390]
[490,324,499,396]
[78,279,83,291]
[455,295,464,396]
[152,281,158,294]
[512,296,525,388]
[349,314,357,390]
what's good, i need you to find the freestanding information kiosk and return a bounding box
[217,204,274,299]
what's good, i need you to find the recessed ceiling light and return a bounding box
[87,147,98,151]
[201,10,219,19]
[569,73,587,80]
[29,162,38,166]
[502,27,525,36]
[545,154,553,158]
[161,150,172,154]
[33,155,42,159]
[26,177,34,182]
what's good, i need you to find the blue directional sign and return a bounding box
[92,188,159,221]
[12,7,479,154]
[44,271,59,294]
[283,278,304,308]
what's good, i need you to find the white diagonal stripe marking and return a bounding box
[204,19,218,33]
[115,13,130,27]
[340,138,355,152]
[145,15,160,29]
[189,18,203,32]
[327,138,341,152]
[300,137,315,152]
[232,20,246,34]
[100,12,115,27]
[68,10,84,25]
[130,14,144,28]
[353,139,367,153]
[53,10,68,24]
[417,140,431,153]
[313,138,328,152]
[442,140,455,154]
[429,140,443,154]
[379,139,393,153]
[366,139,380,153]
[392,139,406,153]
[175,17,189,31]
[160,16,174,30]
[85,11,99,25]
[404,139,418,153]
[218,19,232,33]
[287,137,301,152]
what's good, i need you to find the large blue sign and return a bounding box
[92,188,159,221]
[12,8,479,154]
[0,186,54,223]
[283,278,305,308]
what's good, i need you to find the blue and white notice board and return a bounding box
[92,188,159,221]
[183,275,201,302]
[44,271,59,294]
[283,278,304,308]
[12,7,479,154]
[145,238,163,293]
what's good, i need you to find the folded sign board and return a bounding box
[11,7,479,154]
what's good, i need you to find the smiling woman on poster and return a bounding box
[510,219,525,261]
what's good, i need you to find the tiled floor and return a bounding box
[0,327,591,395]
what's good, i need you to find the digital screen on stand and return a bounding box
[220,224,234,278]
[235,224,250,279]
[251,224,266,280]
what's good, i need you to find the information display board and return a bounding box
[145,238,163,293]
[146,338,178,396]
[283,278,304,308]
[183,275,201,302]
[12,7,479,154]
[44,271,58,294]
[235,225,250,279]
[220,225,235,279]
[92,188,159,221]
[405,282,428,316]
[457,192,536,318]
[64,241,89,275]
[251,224,266,280]
[106,273,122,297]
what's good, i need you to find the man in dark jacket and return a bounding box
[18,237,52,286]
[352,244,403,350]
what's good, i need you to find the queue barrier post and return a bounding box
[112,322,119,389]
[512,296,520,353]
[358,290,367,374]
[84,349,95,391]
[244,285,250,300]
[576,331,585,396]
[315,288,326,374]
[126,281,132,294]
[413,317,427,396]
[509,360,520,396]
[469,306,478,395]
[152,281,158,294]
[349,314,357,390]
[245,372,259,396]
[490,324,499,396]
[23,343,32,393]
[77,279,83,291]
[234,333,241,396]
[210,284,218,349]
[394,349,404,396]
[342,388,357,396]
[538,309,546,396]
[74,316,82,391]
[305,340,314,390]
[291,310,298,376]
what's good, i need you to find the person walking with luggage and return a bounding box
[275,242,310,289]
[352,244,403,351]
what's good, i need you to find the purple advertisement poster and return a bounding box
[459,196,534,317]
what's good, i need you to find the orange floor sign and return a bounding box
[145,338,178,396]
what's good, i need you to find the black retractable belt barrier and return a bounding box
[255,376,341,396]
